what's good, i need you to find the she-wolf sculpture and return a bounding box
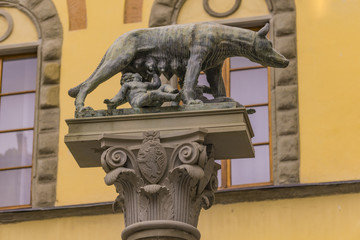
[68,22,289,112]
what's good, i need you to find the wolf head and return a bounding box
[248,24,289,68]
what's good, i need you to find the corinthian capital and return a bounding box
[100,130,219,239]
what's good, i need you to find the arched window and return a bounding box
[0,1,62,209]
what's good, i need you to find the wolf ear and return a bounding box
[257,23,270,37]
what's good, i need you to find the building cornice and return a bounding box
[2,180,360,224]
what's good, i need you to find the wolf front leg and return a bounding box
[75,66,119,112]
[182,54,206,104]
[74,48,137,112]
[205,63,226,98]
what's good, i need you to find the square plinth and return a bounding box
[65,103,254,167]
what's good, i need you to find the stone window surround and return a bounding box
[0,0,63,208]
[149,0,299,186]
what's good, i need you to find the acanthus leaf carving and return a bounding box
[99,131,220,231]
[170,164,205,181]
[139,184,170,221]
[201,190,215,210]
[104,167,135,186]
[161,177,175,220]
[138,191,150,221]
[197,145,215,195]
[112,192,124,213]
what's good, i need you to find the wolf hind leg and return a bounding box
[205,63,226,98]
[183,54,205,104]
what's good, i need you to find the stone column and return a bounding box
[65,103,254,240]
[101,130,218,240]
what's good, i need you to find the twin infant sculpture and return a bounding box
[103,70,181,109]
[68,22,289,111]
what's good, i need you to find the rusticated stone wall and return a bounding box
[268,0,299,185]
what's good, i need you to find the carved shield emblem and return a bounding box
[137,131,167,184]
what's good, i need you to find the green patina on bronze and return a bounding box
[68,22,288,112]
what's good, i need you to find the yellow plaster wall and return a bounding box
[0,213,125,240]
[0,7,38,46]
[295,0,360,182]
[2,193,360,240]
[53,0,271,206]
[53,0,360,205]
[53,0,155,206]
[177,0,269,24]
[1,2,359,239]
[199,193,360,240]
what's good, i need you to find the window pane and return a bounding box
[248,106,269,144]
[230,68,268,105]
[0,130,33,168]
[231,145,270,186]
[230,57,261,69]
[215,160,221,188]
[198,74,209,87]
[0,93,35,131]
[1,57,37,93]
[197,73,214,100]
[0,168,31,207]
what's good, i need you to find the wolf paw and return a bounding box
[187,99,203,105]
[77,106,94,112]
[104,99,112,104]
[104,99,117,110]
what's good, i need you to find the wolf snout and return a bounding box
[282,59,290,68]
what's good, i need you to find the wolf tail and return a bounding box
[67,50,108,98]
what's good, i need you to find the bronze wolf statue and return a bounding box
[68,23,289,111]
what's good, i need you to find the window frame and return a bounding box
[198,50,273,190]
[217,55,274,189]
[0,53,38,210]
